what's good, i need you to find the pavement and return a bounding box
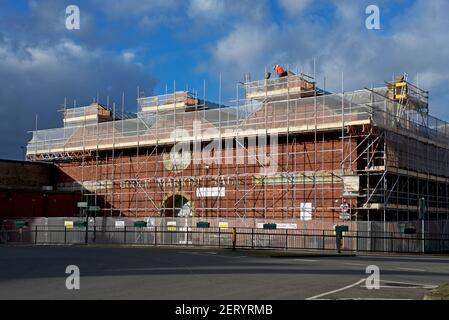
[0,245,448,300]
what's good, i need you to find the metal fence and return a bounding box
[2,226,449,253]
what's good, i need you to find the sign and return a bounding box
[257,223,297,229]
[167,221,177,231]
[77,202,88,208]
[15,221,28,228]
[340,202,351,220]
[335,225,349,233]
[115,221,125,229]
[64,221,74,229]
[119,176,233,189]
[263,223,277,230]
[196,221,210,228]
[218,222,229,230]
[134,221,147,228]
[89,206,101,211]
[196,187,225,198]
[74,221,86,228]
[343,176,360,192]
[300,202,313,221]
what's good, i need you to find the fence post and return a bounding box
[218,227,221,248]
[154,226,157,246]
[93,225,96,244]
[285,229,288,250]
[390,232,393,252]
[124,226,127,245]
[232,227,236,251]
[252,228,254,249]
[422,231,425,254]
[356,231,358,252]
[35,225,38,244]
[303,232,306,249]
[186,227,189,247]
[64,227,67,245]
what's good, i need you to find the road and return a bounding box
[0,245,448,300]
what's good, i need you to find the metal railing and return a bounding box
[2,226,448,253]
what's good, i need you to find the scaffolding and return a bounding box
[25,73,449,229]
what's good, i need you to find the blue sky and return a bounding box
[0,0,448,159]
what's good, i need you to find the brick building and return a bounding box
[0,159,80,218]
[24,74,449,226]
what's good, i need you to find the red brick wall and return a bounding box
[0,190,81,218]
[54,132,358,220]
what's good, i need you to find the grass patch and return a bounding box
[425,284,449,300]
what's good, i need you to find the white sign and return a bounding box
[256,223,297,229]
[115,220,125,228]
[277,223,297,229]
[196,187,225,198]
[300,202,313,221]
[343,176,360,192]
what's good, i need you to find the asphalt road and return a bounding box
[0,245,448,300]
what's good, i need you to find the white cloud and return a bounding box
[122,51,135,62]
[207,0,449,116]
[210,23,278,83]
[278,0,311,16]
[188,0,224,18]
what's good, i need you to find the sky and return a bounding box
[1,0,449,160]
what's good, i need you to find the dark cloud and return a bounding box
[0,1,156,160]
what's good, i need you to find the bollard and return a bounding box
[322,230,325,250]
[251,228,254,249]
[154,226,157,246]
[232,227,237,251]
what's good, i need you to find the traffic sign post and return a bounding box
[339,201,350,220]
[334,225,349,253]
[77,202,88,208]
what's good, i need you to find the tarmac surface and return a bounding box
[0,245,448,300]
